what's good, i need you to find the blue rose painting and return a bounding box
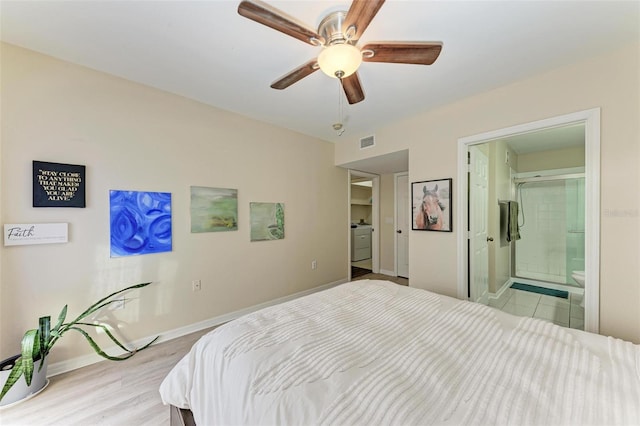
[110,190,172,257]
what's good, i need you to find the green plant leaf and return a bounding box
[86,298,131,315]
[68,326,158,361]
[39,317,50,348]
[0,359,24,402]
[135,335,160,351]
[70,282,152,323]
[37,316,51,372]
[74,322,133,353]
[53,305,67,332]
[20,329,39,386]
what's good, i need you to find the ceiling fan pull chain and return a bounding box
[333,79,345,136]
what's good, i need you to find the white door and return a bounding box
[469,146,489,304]
[396,173,409,278]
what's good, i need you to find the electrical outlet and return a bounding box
[192,280,202,291]
[311,260,317,270]
[112,298,125,310]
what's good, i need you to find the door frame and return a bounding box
[456,108,601,333]
[394,172,409,278]
[348,170,380,279]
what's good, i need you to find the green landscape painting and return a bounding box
[190,186,238,233]
[250,202,284,241]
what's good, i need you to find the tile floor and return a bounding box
[489,287,585,330]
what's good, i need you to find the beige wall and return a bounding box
[518,146,585,172]
[0,43,348,363]
[335,43,640,343]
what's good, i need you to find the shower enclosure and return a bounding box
[513,173,585,286]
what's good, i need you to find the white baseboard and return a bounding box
[489,279,512,301]
[378,269,396,277]
[47,278,348,377]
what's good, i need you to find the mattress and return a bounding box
[159,280,640,425]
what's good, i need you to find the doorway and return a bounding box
[349,170,379,279]
[339,150,409,282]
[457,108,600,333]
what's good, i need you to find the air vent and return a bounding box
[360,135,375,149]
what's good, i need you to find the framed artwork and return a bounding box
[250,202,284,241]
[412,178,452,232]
[33,161,86,207]
[190,186,238,233]
[110,190,172,257]
[4,223,68,246]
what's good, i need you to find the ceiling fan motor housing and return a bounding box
[318,11,354,46]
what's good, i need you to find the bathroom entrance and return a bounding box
[457,108,601,333]
[470,126,586,329]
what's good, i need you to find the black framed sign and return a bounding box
[33,161,86,208]
[411,178,452,232]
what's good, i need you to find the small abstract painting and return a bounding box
[190,186,238,233]
[110,190,172,257]
[250,202,284,241]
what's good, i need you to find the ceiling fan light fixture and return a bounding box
[317,43,362,79]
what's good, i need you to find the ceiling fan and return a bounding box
[237,0,442,105]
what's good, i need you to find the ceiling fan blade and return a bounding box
[271,59,319,90]
[238,0,323,46]
[341,72,365,105]
[343,0,385,42]
[361,42,443,65]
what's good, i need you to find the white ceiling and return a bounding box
[1,0,638,149]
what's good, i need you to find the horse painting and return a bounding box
[415,184,446,230]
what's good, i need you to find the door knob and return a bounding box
[397,230,402,234]
[487,236,494,242]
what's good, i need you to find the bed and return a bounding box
[159,280,640,425]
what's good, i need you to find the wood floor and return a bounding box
[0,273,406,425]
[353,272,409,286]
[0,327,214,426]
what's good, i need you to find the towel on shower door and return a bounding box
[507,201,521,242]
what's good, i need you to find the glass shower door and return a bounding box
[514,177,585,285]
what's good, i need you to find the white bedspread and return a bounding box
[159,280,640,425]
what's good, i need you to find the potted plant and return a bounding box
[0,282,159,406]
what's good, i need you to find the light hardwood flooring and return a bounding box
[0,274,407,425]
[353,272,408,286]
[0,327,214,426]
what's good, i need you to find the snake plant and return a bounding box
[0,282,159,403]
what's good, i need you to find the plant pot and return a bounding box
[0,354,49,408]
